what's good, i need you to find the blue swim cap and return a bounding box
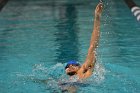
[65,60,80,69]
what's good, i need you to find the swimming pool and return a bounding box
[0,0,140,93]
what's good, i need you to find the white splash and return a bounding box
[87,62,106,84]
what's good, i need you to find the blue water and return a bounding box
[0,0,140,93]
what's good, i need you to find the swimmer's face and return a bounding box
[65,65,80,76]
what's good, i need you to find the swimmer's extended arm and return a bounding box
[77,3,103,79]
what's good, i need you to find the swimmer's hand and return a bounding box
[95,2,103,16]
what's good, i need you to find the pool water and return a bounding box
[0,0,140,93]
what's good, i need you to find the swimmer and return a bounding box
[65,2,103,80]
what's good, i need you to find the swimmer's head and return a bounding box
[65,61,81,76]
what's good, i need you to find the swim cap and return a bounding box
[65,60,80,69]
